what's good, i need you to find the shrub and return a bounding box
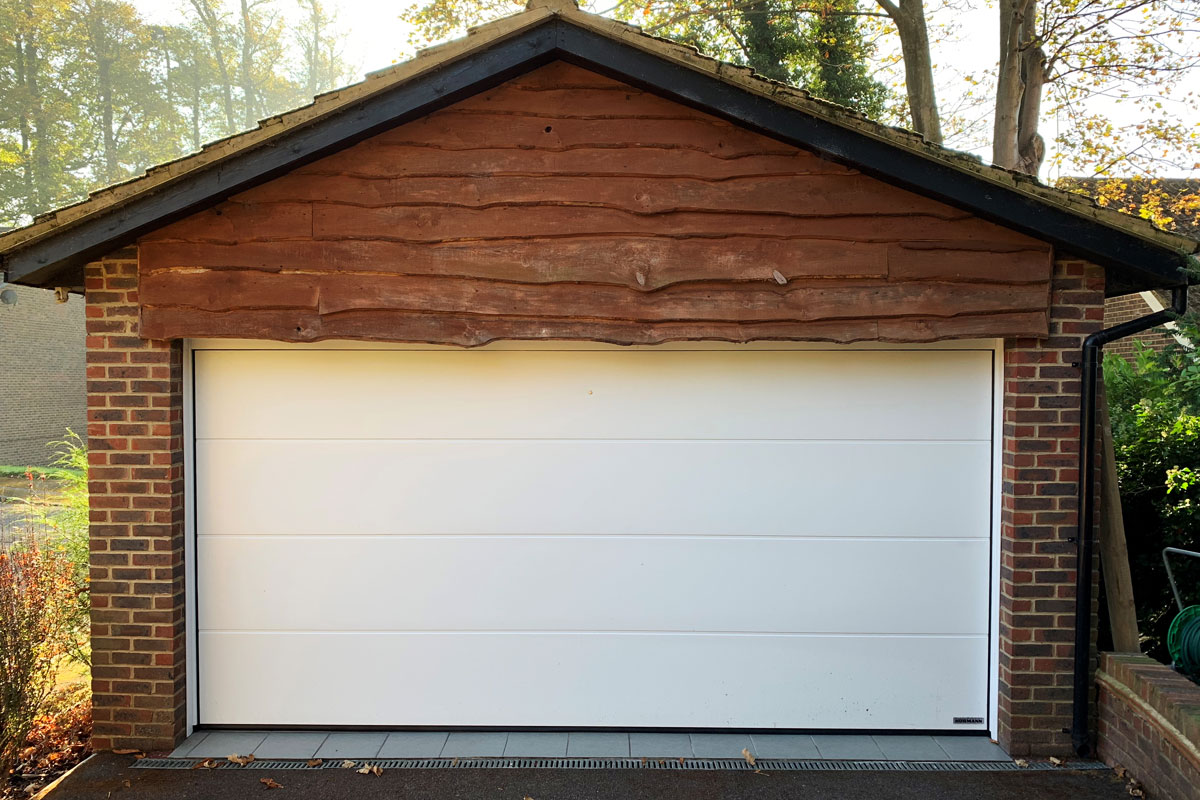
[0,539,80,775]
[1104,316,1200,662]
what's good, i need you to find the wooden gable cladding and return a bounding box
[138,61,1053,346]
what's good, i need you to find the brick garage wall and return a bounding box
[80,248,1114,754]
[85,248,187,752]
[1104,293,1176,361]
[0,283,86,466]
[999,257,1105,756]
[1097,653,1200,800]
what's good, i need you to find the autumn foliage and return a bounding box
[0,538,81,775]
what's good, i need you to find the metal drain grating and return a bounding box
[134,757,1113,772]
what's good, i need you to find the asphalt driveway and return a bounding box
[44,754,1135,800]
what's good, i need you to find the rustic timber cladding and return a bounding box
[138,62,1054,347]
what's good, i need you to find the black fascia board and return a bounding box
[4,16,1192,294]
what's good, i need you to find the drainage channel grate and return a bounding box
[135,757,1113,772]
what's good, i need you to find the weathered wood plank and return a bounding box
[451,84,717,119]
[876,312,1048,341]
[147,203,312,243]
[306,204,995,243]
[139,238,891,285]
[888,243,1053,283]
[140,306,1048,346]
[141,269,320,310]
[1099,379,1141,652]
[371,112,800,157]
[141,269,1049,322]
[234,174,960,218]
[290,146,835,180]
[501,61,642,90]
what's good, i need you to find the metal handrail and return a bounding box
[1163,547,1200,613]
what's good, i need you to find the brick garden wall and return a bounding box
[998,258,1105,756]
[0,283,86,466]
[1097,653,1200,800]
[1103,293,1176,361]
[85,249,187,752]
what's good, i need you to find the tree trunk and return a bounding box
[877,0,942,144]
[307,0,320,97]
[993,0,1045,175]
[240,0,256,129]
[190,0,236,133]
[20,1,50,215]
[84,7,119,183]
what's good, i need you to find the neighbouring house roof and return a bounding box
[0,0,1196,296]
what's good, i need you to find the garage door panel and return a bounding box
[198,631,989,729]
[193,344,995,730]
[197,439,991,537]
[194,349,992,442]
[198,537,989,634]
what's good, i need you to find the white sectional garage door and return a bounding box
[193,345,994,730]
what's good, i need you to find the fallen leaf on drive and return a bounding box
[260,777,283,789]
[113,749,143,756]
[340,760,357,769]
[123,781,131,788]
[753,769,769,776]
[356,764,383,776]
[192,758,220,770]
[228,753,256,765]
[640,757,647,766]
[1048,756,1065,767]
[1129,781,1146,798]
[742,748,756,767]
[1113,765,1127,779]
[305,759,322,767]
[678,757,685,766]
[1014,758,1029,768]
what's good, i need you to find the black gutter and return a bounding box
[1070,285,1188,755]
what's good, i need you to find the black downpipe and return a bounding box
[1070,285,1188,756]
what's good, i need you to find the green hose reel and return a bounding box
[1163,548,1200,679]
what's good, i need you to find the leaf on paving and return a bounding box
[228,753,256,765]
[1014,758,1029,768]
[1048,756,1065,767]
[122,781,131,788]
[356,764,383,776]
[678,757,685,766]
[340,760,357,769]
[742,748,756,767]
[192,758,220,770]
[753,769,769,776]
[1128,781,1146,798]
[1113,765,1127,779]
[260,777,283,790]
[305,759,323,767]
[113,749,143,756]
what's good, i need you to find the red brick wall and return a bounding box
[998,257,1105,756]
[85,248,187,752]
[1097,653,1200,800]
